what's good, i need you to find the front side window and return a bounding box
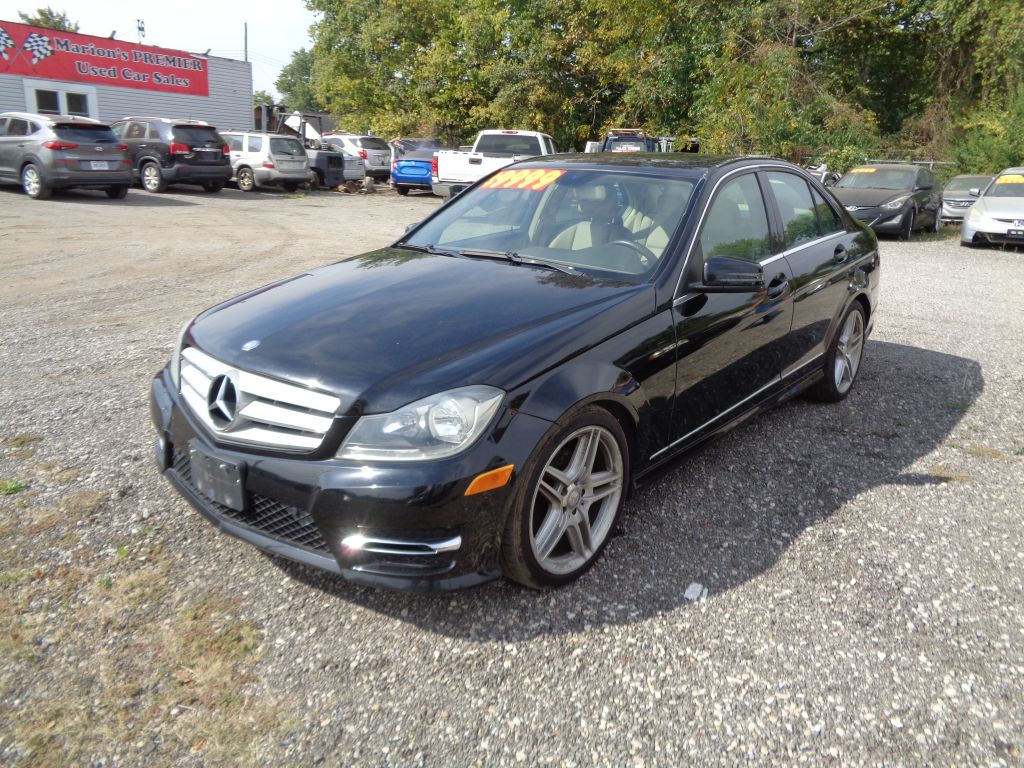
[700,174,771,262]
[404,168,696,279]
[124,121,147,140]
[765,172,819,249]
[224,134,243,152]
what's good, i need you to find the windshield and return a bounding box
[270,137,305,156]
[53,124,117,143]
[986,173,1024,198]
[945,175,991,194]
[403,168,696,280]
[835,167,915,191]
[475,134,542,155]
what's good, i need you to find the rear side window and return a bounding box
[358,137,389,151]
[53,124,117,143]
[246,135,263,152]
[173,125,221,145]
[475,134,543,155]
[811,187,843,235]
[700,174,771,262]
[765,171,818,249]
[270,137,305,156]
[6,118,30,137]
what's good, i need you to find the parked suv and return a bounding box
[219,130,313,192]
[0,112,131,200]
[110,117,232,193]
[322,133,391,180]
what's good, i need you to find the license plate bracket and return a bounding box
[90,160,110,171]
[189,441,246,511]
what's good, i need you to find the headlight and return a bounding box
[169,320,191,389]
[967,207,983,223]
[881,195,909,210]
[338,386,504,461]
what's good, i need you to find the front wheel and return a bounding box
[236,167,256,192]
[500,406,629,588]
[105,185,129,199]
[933,209,942,233]
[806,302,866,403]
[899,208,915,241]
[22,164,51,199]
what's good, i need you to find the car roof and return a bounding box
[996,167,1024,175]
[118,117,212,125]
[220,130,299,139]
[1,111,103,125]
[515,153,783,173]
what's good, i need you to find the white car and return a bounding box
[961,168,1024,248]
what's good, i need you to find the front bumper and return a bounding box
[253,168,315,186]
[961,216,1024,246]
[149,368,551,590]
[846,207,907,234]
[163,164,232,184]
[44,169,132,189]
[941,200,973,222]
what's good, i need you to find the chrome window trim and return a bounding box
[649,377,779,461]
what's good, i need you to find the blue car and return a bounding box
[390,138,443,196]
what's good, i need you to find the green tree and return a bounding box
[276,48,324,113]
[253,89,276,107]
[17,6,78,31]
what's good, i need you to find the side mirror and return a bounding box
[696,255,765,293]
[915,183,932,191]
[968,188,980,197]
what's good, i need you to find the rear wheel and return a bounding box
[395,185,409,196]
[501,406,628,588]
[141,162,167,193]
[201,180,224,193]
[806,302,866,403]
[283,182,299,192]
[22,164,51,199]
[105,185,129,199]
[237,167,256,192]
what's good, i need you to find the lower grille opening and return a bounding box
[171,447,329,554]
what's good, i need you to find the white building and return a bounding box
[0,19,252,130]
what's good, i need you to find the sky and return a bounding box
[0,0,318,95]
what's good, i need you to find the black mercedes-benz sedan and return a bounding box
[150,154,880,591]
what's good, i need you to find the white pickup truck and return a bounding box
[431,129,558,197]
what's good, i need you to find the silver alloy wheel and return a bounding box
[22,165,41,197]
[238,168,255,192]
[528,424,623,575]
[142,163,161,192]
[833,308,865,394]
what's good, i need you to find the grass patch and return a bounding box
[928,464,972,483]
[1015,446,1024,457]
[61,490,106,517]
[1,479,27,496]
[48,468,81,484]
[963,444,1005,460]
[946,400,970,413]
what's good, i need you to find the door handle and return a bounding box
[834,244,848,263]
[468,157,482,165]
[766,273,789,299]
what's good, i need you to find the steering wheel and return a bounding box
[606,240,657,271]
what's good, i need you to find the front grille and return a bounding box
[179,347,341,451]
[172,448,329,553]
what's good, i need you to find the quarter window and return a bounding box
[811,187,843,235]
[765,172,819,249]
[700,174,771,262]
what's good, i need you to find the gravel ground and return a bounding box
[1,184,1022,767]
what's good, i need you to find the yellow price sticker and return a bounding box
[481,168,566,191]
[849,167,877,173]
[995,174,1024,184]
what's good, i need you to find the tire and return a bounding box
[105,185,129,199]
[201,181,224,193]
[21,164,51,200]
[310,170,325,190]
[933,209,942,233]
[806,302,866,403]
[283,182,299,192]
[500,405,629,588]
[141,162,167,193]
[237,167,256,192]
[395,185,409,196]
[899,208,915,240]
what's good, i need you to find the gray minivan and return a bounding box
[0,112,131,199]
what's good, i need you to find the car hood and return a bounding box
[975,197,1024,218]
[188,248,652,414]
[831,187,910,207]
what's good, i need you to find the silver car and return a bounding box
[220,130,313,192]
[322,133,391,180]
[941,174,993,223]
[0,112,131,199]
[960,168,1024,248]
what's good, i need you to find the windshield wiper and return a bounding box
[454,248,577,275]
[396,242,460,258]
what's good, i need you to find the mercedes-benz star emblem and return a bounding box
[207,375,238,427]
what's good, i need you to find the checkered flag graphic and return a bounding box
[0,28,14,61]
[23,32,53,64]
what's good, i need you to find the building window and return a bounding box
[35,90,60,115]
[66,92,89,117]
[22,79,97,119]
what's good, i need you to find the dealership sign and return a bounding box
[0,20,209,96]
